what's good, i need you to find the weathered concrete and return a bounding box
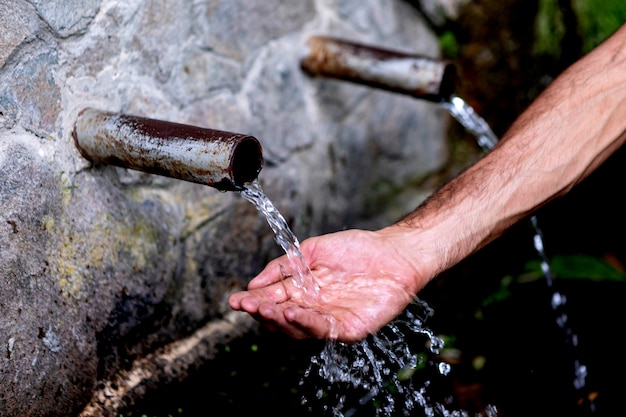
[0,0,450,415]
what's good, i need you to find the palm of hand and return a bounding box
[229,229,421,343]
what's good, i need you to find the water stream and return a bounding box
[242,180,474,416]
[239,94,588,416]
[443,95,589,403]
[240,183,320,297]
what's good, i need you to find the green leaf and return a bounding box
[481,275,514,307]
[525,254,626,282]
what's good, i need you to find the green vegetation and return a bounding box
[482,253,626,308]
[534,0,568,58]
[438,30,460,59]
[534,0,626,58]
[572,0,626,52]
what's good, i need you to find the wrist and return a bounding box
[376,221,454,294]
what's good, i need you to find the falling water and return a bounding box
[240,182,320,297]
[441,95,499,151]
[443,94,589,405]
[239,94,588,416]
[241,180,485,416]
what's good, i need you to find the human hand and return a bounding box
[228,228,429,343]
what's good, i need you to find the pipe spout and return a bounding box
[73,108,263,191]
[300,36,456,102]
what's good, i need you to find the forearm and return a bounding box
[385,23,626,285]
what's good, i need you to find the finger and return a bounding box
[228,292,261,314]
[247,257,291,289]
[228,291,248,310]
[247,306,312,339]
[232,281,292,314]
[259,305,311,339]
[283,306,334,340]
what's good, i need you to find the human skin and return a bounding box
[229,23,626,343]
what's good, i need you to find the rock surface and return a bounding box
[0,0,449,415]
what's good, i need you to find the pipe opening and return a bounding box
[438,62,457,102]
[232,137,264,188]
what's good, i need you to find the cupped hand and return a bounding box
[228,228,429,343]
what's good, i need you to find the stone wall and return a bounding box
[0,0,450,415]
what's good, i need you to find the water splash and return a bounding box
[298,300,493,417]
[240,180,486,416]
[239,94,587,415]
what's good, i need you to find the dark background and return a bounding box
[419,1,626,415]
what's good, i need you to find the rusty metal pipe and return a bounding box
[300,36,456,102]
[73,108,263,191]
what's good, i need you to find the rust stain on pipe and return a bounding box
[73,109,263,191]
[301,36,456,102]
